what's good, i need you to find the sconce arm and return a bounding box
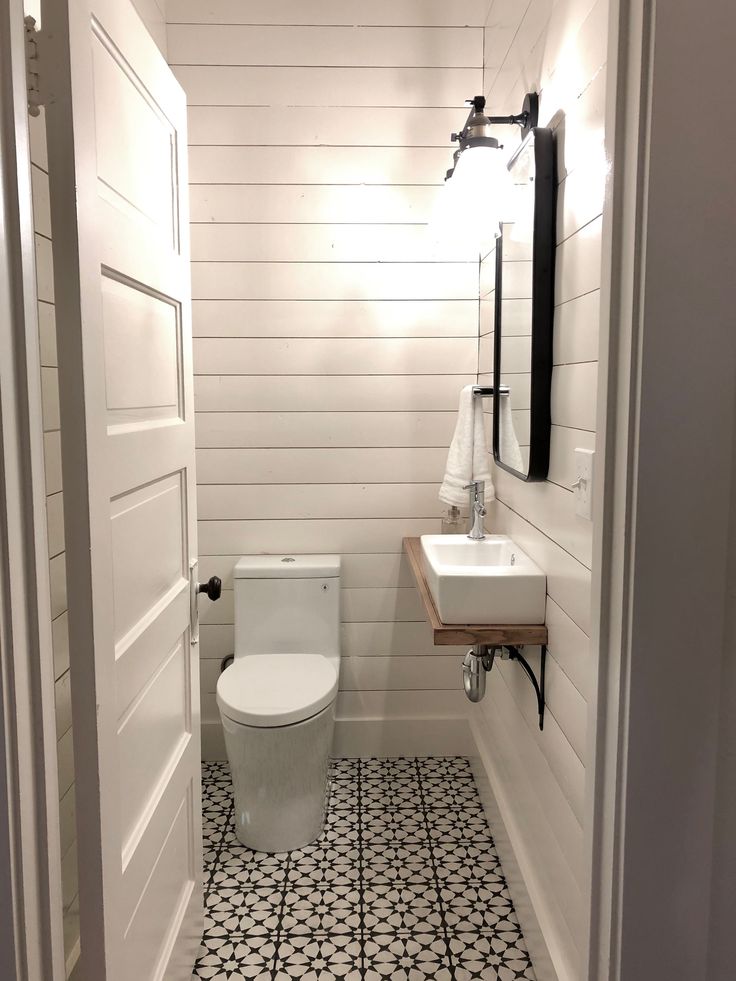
[453,92,539,145]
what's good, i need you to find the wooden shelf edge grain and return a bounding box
[403,537,548,647]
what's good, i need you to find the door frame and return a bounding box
[0,1,65,978]
[4,0,736,977]
[587,0,736,977]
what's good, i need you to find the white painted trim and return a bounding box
[333,717,473,759]
[0,1,65,977]
[201,716,474,762]
[584,0,652,975]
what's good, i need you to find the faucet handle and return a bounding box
[463,480,484,491]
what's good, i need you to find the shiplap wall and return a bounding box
[27,102,79,978]
[473,1,608,979]
[132,0,167,54]
[166,0,491,756]
[23,3,78,969]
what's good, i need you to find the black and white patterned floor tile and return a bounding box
[193,758,535,981]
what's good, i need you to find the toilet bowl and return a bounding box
[216,554,340,852]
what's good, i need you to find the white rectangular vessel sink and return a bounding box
[420,534,546,625]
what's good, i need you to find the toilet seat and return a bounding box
[217,653,338,728]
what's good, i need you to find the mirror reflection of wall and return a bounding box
[499,136,535,475]
[493,129,555,481]
[498,209,534,475]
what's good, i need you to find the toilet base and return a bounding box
[221,701,335,853]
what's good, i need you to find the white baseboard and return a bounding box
[201,720,226,761]
[201,716,473,762]
[469,717,558,981]
[332,716,473,758]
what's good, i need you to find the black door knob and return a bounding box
[198,575,221,601]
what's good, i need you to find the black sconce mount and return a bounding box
[449,91,539,156]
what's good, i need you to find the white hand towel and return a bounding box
[439,385,493,507]
[499,394,525,472]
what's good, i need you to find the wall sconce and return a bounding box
[430,92,539,258]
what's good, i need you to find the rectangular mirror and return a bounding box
[493,127,556,481]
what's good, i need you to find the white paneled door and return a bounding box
[43,1,202,978]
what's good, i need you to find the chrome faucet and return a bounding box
[464,480,487,540]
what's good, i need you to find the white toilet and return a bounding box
[216,554,340,852]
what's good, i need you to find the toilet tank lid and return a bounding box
[233,554,341,579]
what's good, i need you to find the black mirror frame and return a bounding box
[493,126,557,482]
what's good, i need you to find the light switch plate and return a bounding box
[574,448,595,520]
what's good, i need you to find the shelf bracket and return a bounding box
[503,644,547,730]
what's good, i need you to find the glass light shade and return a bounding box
[427,174,478,260]
[428,143,514,259]
[452,144,514,252]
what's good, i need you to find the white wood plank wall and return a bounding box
[166,0,489,754]
[132,0,168,55]
[475,2,608,978]
[27,105,79,976]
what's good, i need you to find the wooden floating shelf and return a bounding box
[403,537,548,647]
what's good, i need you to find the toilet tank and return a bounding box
[233,555,340,668]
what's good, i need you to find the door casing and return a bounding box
[0,1,66,978]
